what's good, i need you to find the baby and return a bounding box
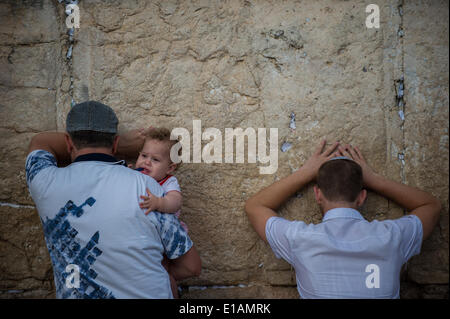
[133,127,187,298]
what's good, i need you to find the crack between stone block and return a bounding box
[1,40,60,47]
[0,202,35,209]
[57,0,79,108]
[396,0,412,278]
[0,84,56,91]
[183,283,252,291]
[397,0,406,187]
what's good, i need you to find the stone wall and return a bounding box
[0,0,448,298]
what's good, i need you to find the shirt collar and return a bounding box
[322,207,365,222]
[73,153,126,166]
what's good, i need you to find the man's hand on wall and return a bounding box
[116,126,154,159]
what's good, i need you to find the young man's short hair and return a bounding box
[69,130,116,149]
[317,159,363,203]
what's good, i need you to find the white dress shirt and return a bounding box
[266,207,423,298]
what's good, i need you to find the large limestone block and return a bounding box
[0,130,36,204]
[0,42,62,89]
[177,164,261,286]
[0,0,65,135]
[0,0,70,133]
[0,205,53,298]
[402,0,449,285]
[0,87,57,133]
[0,0,60,46]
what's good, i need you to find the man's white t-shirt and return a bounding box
[26,150,193,299]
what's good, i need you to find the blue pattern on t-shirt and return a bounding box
[25,150,57,185]
[154,212,191,259]
[42,197,115,299]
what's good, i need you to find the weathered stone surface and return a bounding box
[0,206,54,298]
[0,87,57,132]
[0,0,67,205]
[0,130,36,204]
[0,0,61,46]
[0,0,70,132]
[400,282,449,299]
[181,284,299,299]
[0,43,61,89]
[402,0,449,285]
[0,0,448,299]
[0,0,67,299]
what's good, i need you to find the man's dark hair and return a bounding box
[317,159,363,202]
[68,130,116,149]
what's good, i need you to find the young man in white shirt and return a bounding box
[245,140,441,298]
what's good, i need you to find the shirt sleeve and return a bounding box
[265,216,295,265]
[391,214,423,263]
[162,176,181,193]
[25,150,57,186]
[153,212,193,259]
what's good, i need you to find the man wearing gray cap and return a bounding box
[245,140,441,298]
[26,101,201,298]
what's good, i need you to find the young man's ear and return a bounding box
[314,185,323,205]
[356,189,367,208]
[112,135,120,154]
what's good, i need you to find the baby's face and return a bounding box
[136,139,174,181]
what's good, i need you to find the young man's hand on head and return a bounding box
[337,143,441,241]
[337,144,378,188]
[301,140,341,182]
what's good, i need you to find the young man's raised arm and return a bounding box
[339,145,441,241]
[245,140,339,242]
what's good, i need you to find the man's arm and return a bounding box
[28,132,71,166]
[339,144,441,241]
[28,128,153,166]
[115,127,153,160]
[151,199,201,280]
[168,246,202,280]
[245,140,340,242]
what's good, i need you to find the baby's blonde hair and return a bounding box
[144,127,181,165]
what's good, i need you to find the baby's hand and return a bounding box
[139,188,161,215]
